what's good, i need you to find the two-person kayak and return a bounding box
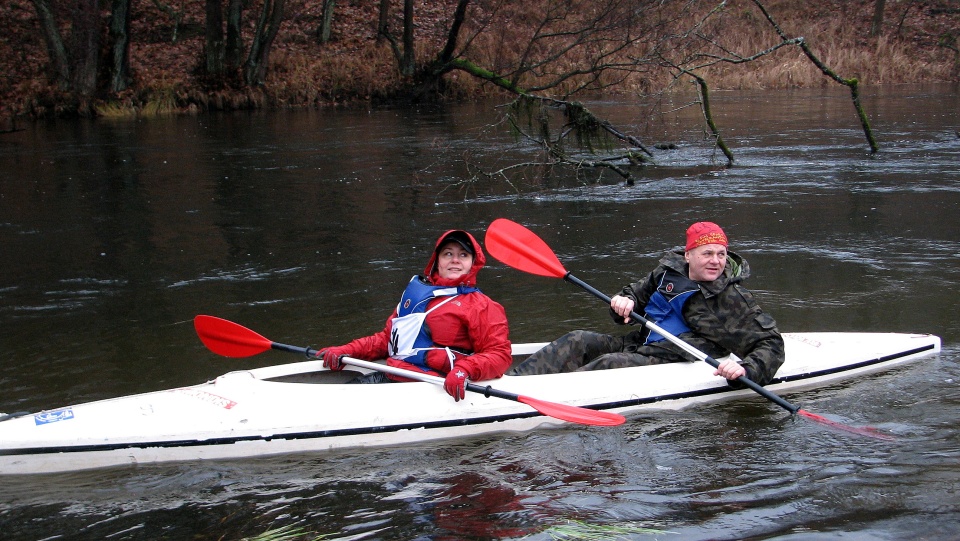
[0,331,940,475]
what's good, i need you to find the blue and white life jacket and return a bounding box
[388,275,478,371]
[644,270,700,344]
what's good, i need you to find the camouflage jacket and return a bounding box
[614,249,785,386]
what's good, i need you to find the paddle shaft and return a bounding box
[563,273,801,415]
[272,342,528,402]
[194,315,625,426]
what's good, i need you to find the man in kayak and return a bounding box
[316,230,513,401]
[508,222,785,387]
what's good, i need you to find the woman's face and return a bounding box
[436,242,474,280]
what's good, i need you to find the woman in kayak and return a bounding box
[316,230,512,401]
[508,221,785,387]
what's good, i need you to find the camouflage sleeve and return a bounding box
[610,269,660,325]
[687,284,784,387]
[713,284,785,387]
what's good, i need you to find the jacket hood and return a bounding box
[662,248,750,295]
[424,229,486,287]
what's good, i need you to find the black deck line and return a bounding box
[0,410,544,457]
[586,342,937,412]
[2,343,936,458]
[769,344,934,383]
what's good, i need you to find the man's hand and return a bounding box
[714,358,745,380]
[610,294,636,324]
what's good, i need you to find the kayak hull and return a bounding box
[0,332,941,474]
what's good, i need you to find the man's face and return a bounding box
[685,244,727,282]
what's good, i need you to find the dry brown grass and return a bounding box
[1,0,957,120]
[697,1,959,88]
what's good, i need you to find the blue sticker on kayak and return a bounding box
[34,409,75,425]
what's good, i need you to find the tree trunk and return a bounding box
[204,0,226,81]
[108,0,132,93]
[377,0,389,42]
[318,0,335,43]
[870,0,886,36]
[437,0,469,65]
[226,0,246,74]
[415,0,470,99]
[244,0,286,86]
[31,0,71,90]
[401,0,414,76]
[70,0,101,97]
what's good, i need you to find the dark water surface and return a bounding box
[1,85,959,540]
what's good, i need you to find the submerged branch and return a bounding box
[506,107,642,185]
[517,95,653,157]
[445,59,654,186]
[751,0,879,153]
[689,72,734,166]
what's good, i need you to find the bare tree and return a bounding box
[31,0,70,90]
[318,0,335,44]
[70,0,101,97]
[377,0,390,42]
[30,0,104,101]
[225,0,246,73]
[426,0,671,185]
[870,0,886,37]
[108,0,132,93]
[380,0,417,76]
[203,0,249,87]
[420,0,881,188]
[204,0,226,82]
[244,0,286,86]
[751,0,878,153]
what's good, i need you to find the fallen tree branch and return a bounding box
[751,0,879,153]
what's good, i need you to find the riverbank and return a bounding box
[1,0,957,124]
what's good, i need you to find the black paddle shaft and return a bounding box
[563,272,801,415]
[273,342,315,357]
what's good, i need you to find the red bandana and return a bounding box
[685,222,728,251]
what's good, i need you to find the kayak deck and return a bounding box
[0,332,941,475]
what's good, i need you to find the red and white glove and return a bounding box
[317,346,350,371]
[444,365,468,402]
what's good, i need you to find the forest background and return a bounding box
[0,0,958,130]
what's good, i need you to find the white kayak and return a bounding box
[0,332,941,475]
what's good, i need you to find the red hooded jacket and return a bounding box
[335,230,512,382]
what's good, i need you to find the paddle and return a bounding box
[193,315,625,427]
[484,218,893,440]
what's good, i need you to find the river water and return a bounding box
[1,85,959,540]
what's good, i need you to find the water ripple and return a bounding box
[168,265,305,288]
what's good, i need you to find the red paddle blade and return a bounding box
[517,395,626,426]
[485,219,568,278]
[194,315,273,358]
[798,410,895,441]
